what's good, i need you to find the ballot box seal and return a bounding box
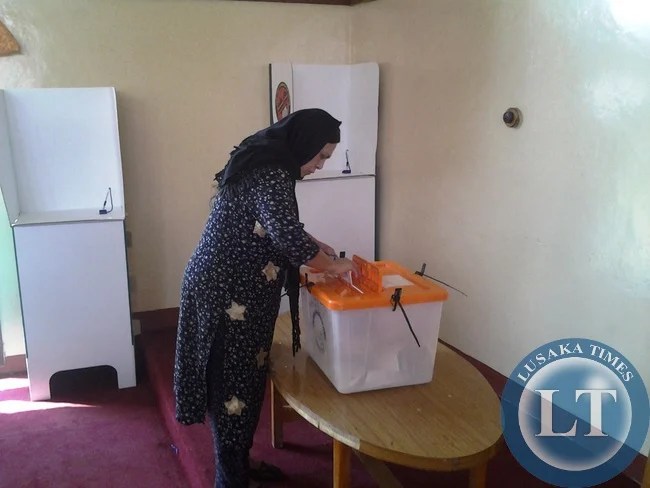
[501,338,649,487]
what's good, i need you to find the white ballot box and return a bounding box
[300,256,448,394]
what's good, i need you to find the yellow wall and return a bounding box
[352,0,650,454]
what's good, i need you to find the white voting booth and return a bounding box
[269,62,378,264]
[0,87,135,400]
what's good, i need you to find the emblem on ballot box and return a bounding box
[311,308,327,354]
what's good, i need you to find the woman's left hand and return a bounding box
[310,234,336,258]
[319,242,336,259]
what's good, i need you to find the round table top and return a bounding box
[270,313,503,471]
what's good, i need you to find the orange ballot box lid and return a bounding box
[303,256,449,311]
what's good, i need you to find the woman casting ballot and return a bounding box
[174,108,358,488]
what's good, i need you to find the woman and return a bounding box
[173,109,358,488]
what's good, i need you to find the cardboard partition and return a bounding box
[269,62,379,178]
[0,87,125,224]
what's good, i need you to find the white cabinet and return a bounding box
[0,87,135,400]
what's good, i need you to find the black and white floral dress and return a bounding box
[173,166,319,484]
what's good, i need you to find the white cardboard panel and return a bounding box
[0,92,19,223]
[290,63,378,177]
[295,175,375,260]
[14,220,135,400]
[292,64,351,173]
[5,87,125,215]
[279,175,376,315]
[349,63,379,176]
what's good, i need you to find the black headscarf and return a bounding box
[215,108,341,187]
[215,109,341,355]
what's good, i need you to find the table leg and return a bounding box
[468,462,487,488]
[333,439,351,488]
[270,379,284,448]
[355,452,403,488]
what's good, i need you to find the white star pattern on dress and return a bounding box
[224,395,246,416]
[225,301,246,321]
[174,167,323,426]
[256,348,268,368]
[253,221,267,238]
[261,261,280,282]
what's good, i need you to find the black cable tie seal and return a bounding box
[390,288,421,348]
[415,263,468,297]
[391,288,402,311]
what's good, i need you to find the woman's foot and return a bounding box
[249,459,285,482]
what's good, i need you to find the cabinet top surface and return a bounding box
[13,207,125,226]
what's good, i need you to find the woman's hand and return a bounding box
[308,233,336,259]
[319,242,336,259]
[305,251,359,277]
[326,257,359,277]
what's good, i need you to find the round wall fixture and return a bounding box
[503,107,522,128]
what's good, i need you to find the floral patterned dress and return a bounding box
[173,166,319,486]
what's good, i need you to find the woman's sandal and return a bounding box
[249,461,286,482]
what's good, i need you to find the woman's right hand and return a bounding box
[305,251,359,277]
[326,257,359,277]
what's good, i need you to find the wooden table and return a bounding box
[269,314,503,488]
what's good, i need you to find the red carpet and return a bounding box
[139,324,638,488]
[0,374,186,488]
[141,328,381,488]
[0,316,640,488]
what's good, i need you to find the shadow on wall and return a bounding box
[0,187,24,359]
